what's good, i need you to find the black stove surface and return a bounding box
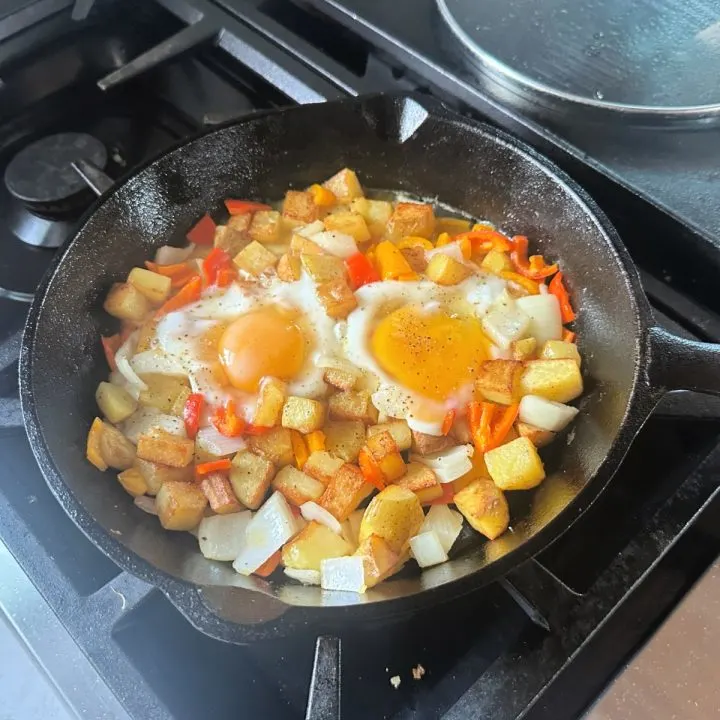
[1,2,720,720]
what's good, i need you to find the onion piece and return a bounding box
[516,294,562,345]
[154,243,195,265]
[426,242,464,263]
[411,444,474,484]
[420,504,463,553]
[518,395,578,432]
[198,512,252,561]
[481,291,531,349]
[284,567,321,585]
[296,220,325,238]
[116,356,148,393]
[409,531,448,568]
[308,231,358,258]
[300,501,342,535]
[196,426,246,457]
[320,556,366,593]
[406,414,445,437]
[133,496,158,515]
[121,408,186,444]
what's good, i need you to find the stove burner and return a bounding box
[4,132,107,219]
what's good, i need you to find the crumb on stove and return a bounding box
[412,664,425,680]
[390,675,401,689]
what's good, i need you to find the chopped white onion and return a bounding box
[410,531,448,568]
[411,444,474,484]
[481,291,530,349]
[420,505,463,553]
[516,294,563,346]
[154,243,194,265]
[309,231,358,258]
[116,356,148,393]
[426,242,464,264]
[296,220,325,238]
[198,512,252,561]
[320,556,366,593]
[300,501,342,535]
[133,496,158,515]
[518,395,579,432]
[130,350,187,377]
[121,407,186,444]
[405,414,445,437]
[489,345,512,360]
[284,567,321,585]
[196,426,246,457]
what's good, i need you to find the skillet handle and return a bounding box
[648,327,720,395]
[305,635,341,720]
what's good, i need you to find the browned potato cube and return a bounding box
[289,233,324,255]
[156,480,208,531]
[393,461,438,493]
[254,377,287,427]
[136,428,194,468]
[248,426,294,466]
[540,340,582,366]
[355,534,399,588]
[95,382,137,424]
[324,420,366,462]
[323,367,358,391]
[317,278,358,319]
[350,198,392,239]
[516,422,557,449]
[127,267,172,305]
[303,451,344,484]
[103,282,152,322]
[229,450,276,509]
[415,484,444,504]
[386,202,435,241]
[117,467,148,497]
[400,246,428,273]
[277,253,302,282]
[214,224,249,256]
[200,472,243,514]
[233,241,278,277]
[475,360,524,405]
[319,464,373,521]
[484,437,546,490]
[358,485,424,553]
[425,254,472,286]
[323,212,371,243]
[138,373,190,414]
[367,420,412,451]
[283,190,321,225]
[272,465,325,506]
[248,209,281,244]
[365,429,407,482]
[481,249,513,274]
[89,419,135,470]
[519,359,583,403]
[454,479,509,540]
[134,458,193,495]
[227,211,253,233]
[281,396,326,434]
[323,168,364,203]
[511,337,537,361]
[300,253,346,283]
[411,431,452,456]
[283,521,353,570]
[328,390,378,424]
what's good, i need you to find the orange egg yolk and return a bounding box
[371,306,489,401]
[219,309,305,392]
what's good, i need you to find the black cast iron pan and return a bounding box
[19,93,720,686]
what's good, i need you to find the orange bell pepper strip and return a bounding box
[472,402,496,454]
[211,399,245,437]
[156,275,202,316]
[195,458,232,476]
[509,235,558,280]
[455,228,512,254]
[488,403,520,450]
[499,271,540,295]
[290,430,309,470]
[216,267,236,288]
[441,409,456,436]
[309,184,336,207]
[224,199,271,215]
[254,551,282,578]
[186,213,216,245]
[562,329,577,343]
[100,334,121,371]
[182,393,204,439]
[243,423,271,436]
[358,448,386,491]
[549,271,576,323]
[346,252,380,289]
[202,247,233,286]
[306,430,326,453]
[145,261,197,288]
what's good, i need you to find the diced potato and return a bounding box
[358,485,424,553]
[303,451,344,484]
[354,534,399,588]
[95,381,137,424]
[214,224,249,256]
[281,396,326,434]
[248,427,294,467]
[425,254,471,286]
[317,278,358,319]
[435,216,471,236]
[367,420,412,451]
[540,340,582,366]
[233,240,278,277]
[156,480,208,531]
[350,198,392,239]
[87,418,136,471]
[324,420,366,462]
[290,233,324,255]
[282,520,353,570]
[516,422,556,449]
[415,484,444,504]
[136,428,194,468]
[227,212,253,233]
[300,253,347,283]
[512,337,537,361]
[170,386,191,417]
[200,472,243,515]
[519,359,583,403]
[484,436,546,491]
[127,267,171,305]
[254,377,287,428]
[481,291,530,349]
[277,253,302,282]
[454,478,509,540]
[117,467,148,497]
[248,209,281,244]
[283,190,321,225]
[138,373,190,414]
[481,249,513,274]
[319,463,373,521]
[323,168,364,203]
[365,430,406,482]
[134,457,193,496]
[323,212,371,243]
[324,367,358,391]
[272,465,325,505]
[135,317,158,353]
[385,202,435,241]
[328,390,378,424]
[229,450,276,509]
[400,245,428,273]
[393,461,438,493]
[103,282,151,322]
[474,360,524,405]
[411,431,452,456]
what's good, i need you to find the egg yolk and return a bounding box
[371,306,490,401]
[219,309,305,392]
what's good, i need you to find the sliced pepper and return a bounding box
[186,213,216,246]
[202,247,234,286]
[509,235,558,280]
[309,184,336,207]
[224,199,271,216]
[216,266,236,288]
[195,458,232,476]
[358,448,386,491]
[441,409,456,436]
[145,261,197,289]
[182,393,204,439]
[549,271,577,323]
[290,430,309,470]
[375,241,418,281]
[456,228,512,254]
[562,329,577,343]
[212,399,246,437]
[472,402,496,455]
[156,275,202,316]
[254,550,282,578]
[306,430,326,453]
[346,252,380,289]
[397,236,434,251]
[499,270,540,295]
[488,403,519,449]
[101,334,121,371]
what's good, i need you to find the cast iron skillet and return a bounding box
[20,95,720,646]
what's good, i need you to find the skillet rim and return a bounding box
[19,93,653,640]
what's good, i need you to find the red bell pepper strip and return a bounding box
[549,271,577,323]
[186,213,216,245]
[455,228,512,254]
[224,199,271,216]
[156,275,202,316]
[358,448,386,491]
[182,393,204,439]
[254,550,282,577]
[195,458,232,476]
[509,236,558,280]
[145,261,197,289]
[100,334,121,371]
[216,267,236,288]
[345,252,380,289]
[212,399,246,437]
[441,409,456,436]
[488,403,520,450]
[202,247,233,286]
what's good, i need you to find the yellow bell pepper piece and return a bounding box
[290,430,309,469]
[397,236,433,251]
[306,430,326,453]
[309,184,336,207]
[499,271,540,295]
[375,241,418,281]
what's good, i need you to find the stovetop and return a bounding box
[1,2,720,719]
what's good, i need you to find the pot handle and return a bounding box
[305,636,341,720]
[648,326,720,395]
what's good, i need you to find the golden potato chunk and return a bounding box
[290,233,324,255]
[272,465,325,506]
[484,436,546,490]
[134,458,193,496]
[283,190,321,225]
[425,254,471,286]
[516,422,556,448]
[323,367,358,391]
[103,282,151,322]
[386,202,435,241]
[323,212,371,243]
[324,420,366,463]
[95,382,137,424]
[227,212,253,233]
[454,479,509,540]
[277,253,302,282]
[354,534,399,588]
[350,198,392,239]
[117,467,148,497]
[86,418,136,471]
[474,360,524,405]
[127,267,171,305]
[254,377,287,428]
[415,484,444,504]
[200,472,243,515]
[156,480,208,531]
[248,426,294,467]
[367,420,412,451]
[214,224,249,257]
[481,249,513,274]
[519,359,583,403]
[393,461,438,493]
[138,374,190,414]
[229,450,276,509]
[400,246,428,273]
[282,521,353,570]
[300,253,347,283]
[136,428,194,468]
[319,463,373,521]
[512,337,537,361]
[281,396,326,434]
[328,389,378,424]
[365,429,406,482]
[540,340,582,366]
[248,209,281,244]
[233,240,278,277]
[303,451,344,485]
[358,485,424,553]
[411,431,452,456]
[323,168,364,203]
[317,278,358,319]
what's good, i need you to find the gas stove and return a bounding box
[1,2,720,719]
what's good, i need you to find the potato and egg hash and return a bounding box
[87,168,582,592]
